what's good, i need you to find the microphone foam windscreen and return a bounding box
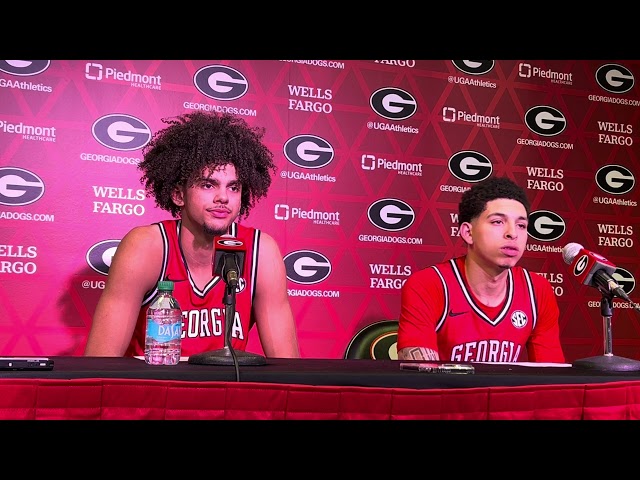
[561,242,583,265]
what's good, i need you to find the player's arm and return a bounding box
[84,225,163,357]
[397,346,440,361]
[526,274,566,363]
[396,269,442,361]
[252,232,300,358]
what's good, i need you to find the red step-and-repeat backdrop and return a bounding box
[1,59,639,361]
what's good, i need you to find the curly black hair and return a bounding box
[138,111,277,219]
[458,176,530,224]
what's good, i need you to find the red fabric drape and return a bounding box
[2,378,640,419]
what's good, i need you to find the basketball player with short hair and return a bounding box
[397,176,565,363]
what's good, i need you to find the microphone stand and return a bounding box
[572,292,640,372]
[188,254,266,370]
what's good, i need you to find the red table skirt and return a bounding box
[1,377,639,420]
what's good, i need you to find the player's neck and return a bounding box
[179,219,214,267]
[464,255,508,306]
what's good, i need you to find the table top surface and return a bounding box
[2,355,640,390]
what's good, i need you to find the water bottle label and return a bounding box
[146,318,182,343]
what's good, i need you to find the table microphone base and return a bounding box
[572,354,640,372]
[188,346,267,366]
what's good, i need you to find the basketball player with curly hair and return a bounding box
[85,111,300,359]
[397,176,565,363]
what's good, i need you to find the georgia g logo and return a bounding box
[369,87,417,121]
[448,151,493,183]
[0,60,50,76]
[86,240,121,275]
[451,60,494,76]
[92,114,152,151]
[595,165,635,195]
[283,135,334,169]
[214,237,247,293]
[216,238,243,248]
[595,64,634,94]
[0,167,45,206]
[367,198,415,232]
[524,106,567,137]
[527,210,566,242]
[284,250,332,285]
[573,254,589,277]
[613,267,636,295]
[193,65,249,101]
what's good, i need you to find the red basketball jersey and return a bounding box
[125,219,259,357]
[398,256,565,363]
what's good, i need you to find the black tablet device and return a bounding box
[0,357,54,371]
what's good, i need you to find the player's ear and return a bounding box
[172,186,185,207]
[459,222,473,245]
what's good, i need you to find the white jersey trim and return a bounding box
[449,258,514,327]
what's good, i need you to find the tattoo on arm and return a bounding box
[398,347,439,361]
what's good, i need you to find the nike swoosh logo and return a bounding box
[448,310,466,317]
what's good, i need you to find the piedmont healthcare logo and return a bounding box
[360,153,423,176]
[0,118,57,143]
[442,106,500,129]
[85,63,105,80]
[275,204,290,220]
[274,203,340,225]
[443,107,456,122]
[85,62,162,90]
[518,62,573,85]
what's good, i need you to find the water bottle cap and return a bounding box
[157,280,174,291]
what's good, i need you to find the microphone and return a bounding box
[189,234,266,369]
[562,242,640,372]
[561,242,634,304]
[212,236,246,289]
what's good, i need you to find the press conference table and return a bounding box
[2,356,640,419]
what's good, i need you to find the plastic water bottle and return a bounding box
[145,280,182,365]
